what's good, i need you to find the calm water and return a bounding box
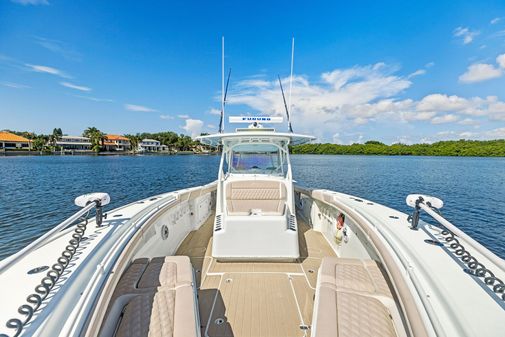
[0,155,504,260]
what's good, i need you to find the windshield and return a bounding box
[229,144,285,175]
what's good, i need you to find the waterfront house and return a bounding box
[138,139,161,152]
[195,143,211,154]
[55,135,92,151]
[0,131,32,150]
[104,134,130,151]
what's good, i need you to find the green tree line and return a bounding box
[6,128,209,153]
[291,140,505,157]
[123,131,201,152]
[7,129,504,156]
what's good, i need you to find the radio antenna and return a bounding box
[278,75,293,133]
[277,37,295,133]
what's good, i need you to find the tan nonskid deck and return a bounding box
[104,214,402,337]
[176,214,335,337]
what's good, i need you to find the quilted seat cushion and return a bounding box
[312,257,398,337]
[116,290,175,337]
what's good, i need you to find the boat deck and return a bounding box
[176,214,336,337]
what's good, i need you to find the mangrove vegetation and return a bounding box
[291,140,505,157]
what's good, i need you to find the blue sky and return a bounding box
[1,0,505,144]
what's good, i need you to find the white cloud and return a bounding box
[488,98,505,120]
[73,95,113,102]
[60,81,91,92]
[332,133,343,144]
[436,130,459,138]
[407,69,426,78]
[453,26,479,44]
[33,37,80,61]
[484,127,505,138]
[0,82,30,89]
[207,124,217,129]
[458,118,480,126]
[237,79,271,88]
[25,64,69,78]
[124,104,157,112]
[433,127,505,141]
[459,63,502,83]
[182,119,204,138]
[229,63,412,134]
[417,94,469,112]
[228,64,505,141]
[178,114,190,119]
[160,114,173,120]
[459,54,505,83]
[497,54,505,69]
[491,30,505,39]
[392,136,413,145]
[491,17,501,25]
[11,0,48,5]
[208,108,221,115]
[431,114,459,124]
[425,62,435,68]
[415,94,505,120]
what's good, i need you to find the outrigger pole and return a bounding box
[288,37,294,131]
[278,38,295,133]
[219,37,225,133]
[219,37,232,134]
[277,75,292,133]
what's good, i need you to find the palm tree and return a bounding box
[83,127,100,138]
[50,128,63,148]
[32,137,46,151]
[83,127,105,153]
[125,134,141,153]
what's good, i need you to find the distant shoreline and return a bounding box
[2,151,505,158]
[0,150,218,157]
[291,139,505,157]
[3,138,505,157]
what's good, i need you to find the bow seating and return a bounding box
[99,256,199,337]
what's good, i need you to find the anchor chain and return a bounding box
[0,211,92,337]
[439,227,505,302]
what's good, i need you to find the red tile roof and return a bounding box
[105,134,129,141]
[0,131,32,143]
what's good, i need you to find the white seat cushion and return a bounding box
[312,257,397,337]
[226,180,287,216]
[100,256,198,337]
[115,286,198,337]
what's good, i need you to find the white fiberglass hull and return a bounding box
[0,182,504,337]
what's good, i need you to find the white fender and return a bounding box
[406,194,443,209]
[74,192,111,207]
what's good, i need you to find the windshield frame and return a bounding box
[228,143,286,175]
[220,137,291,178]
